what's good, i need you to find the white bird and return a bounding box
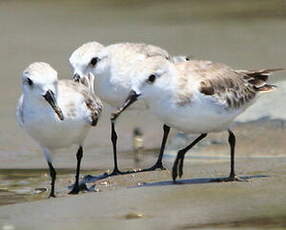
[70,42,177,175]
[16,62,102,197]
[111,56,284,182]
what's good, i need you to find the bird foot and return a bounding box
[109,168,124,176]
[69,182,89,194]
[141,161,166,172]
[172,156,184,182]
[48,192,56,198]
[68,186,80,195]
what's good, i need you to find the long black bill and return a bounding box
[43,90,64,120]
[111,90,140,121]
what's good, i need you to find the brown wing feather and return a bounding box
[85,96,103,126]
[81,87,103,126]
[59,80,103,126]
[176,61,282,110]
[197,62,257,109]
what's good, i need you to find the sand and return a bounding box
[0,157,286,230]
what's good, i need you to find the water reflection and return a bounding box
[0,169,99,206]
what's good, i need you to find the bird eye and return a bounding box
[185,57,190,61]
[90,57,99,66]
[27,78,33,86]
[147,74,156,83]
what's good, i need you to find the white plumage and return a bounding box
[70,42,173,174]
[112,56,283,182]
[17,62,102,197]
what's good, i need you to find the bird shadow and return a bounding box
[78,169,142,188]
[77,172,269,192]
[81,173,110,183]
[133,175,269,188]
[79,168,161,185]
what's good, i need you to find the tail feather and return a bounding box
[254,84,277,92]
[248,78,268,87]
[237,68,285,76]
[236,68,285,92]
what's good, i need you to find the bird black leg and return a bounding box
[69,146,83,194]
[48,161,56,198]
[79,124,169,184]
[109,121,123,175]
[228,130,236,179]
[142,125,170,172]
[211,130,246,182]
[172,133,207,182]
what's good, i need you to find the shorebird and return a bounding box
[16,62,102,197]
[111,56,284,182]
[70,42,184,175]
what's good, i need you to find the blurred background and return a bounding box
[0,0,286,204]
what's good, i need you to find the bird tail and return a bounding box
[237,68,285,92]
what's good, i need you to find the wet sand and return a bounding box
[0,157,286,230]
[1,117,286,204]
[1,117,286,229]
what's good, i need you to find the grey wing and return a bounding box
[194,61,257,110]
[85,94,103,126]
[59,80,103,126]
[16,95,24,127]
[76,82,103,126]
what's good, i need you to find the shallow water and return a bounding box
[0,169,64,206]
[0,169,102,206]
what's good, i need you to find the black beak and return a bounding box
[111,90,141,121]
[43,90,64,120]
[73,73,81,82]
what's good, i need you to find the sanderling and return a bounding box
[70,42,177,175]
[16,62,102,197]
[111,56,284,182]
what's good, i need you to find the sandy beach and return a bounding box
[0,0,285,229]
[1,117,286,229]
[1,157,286,230]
